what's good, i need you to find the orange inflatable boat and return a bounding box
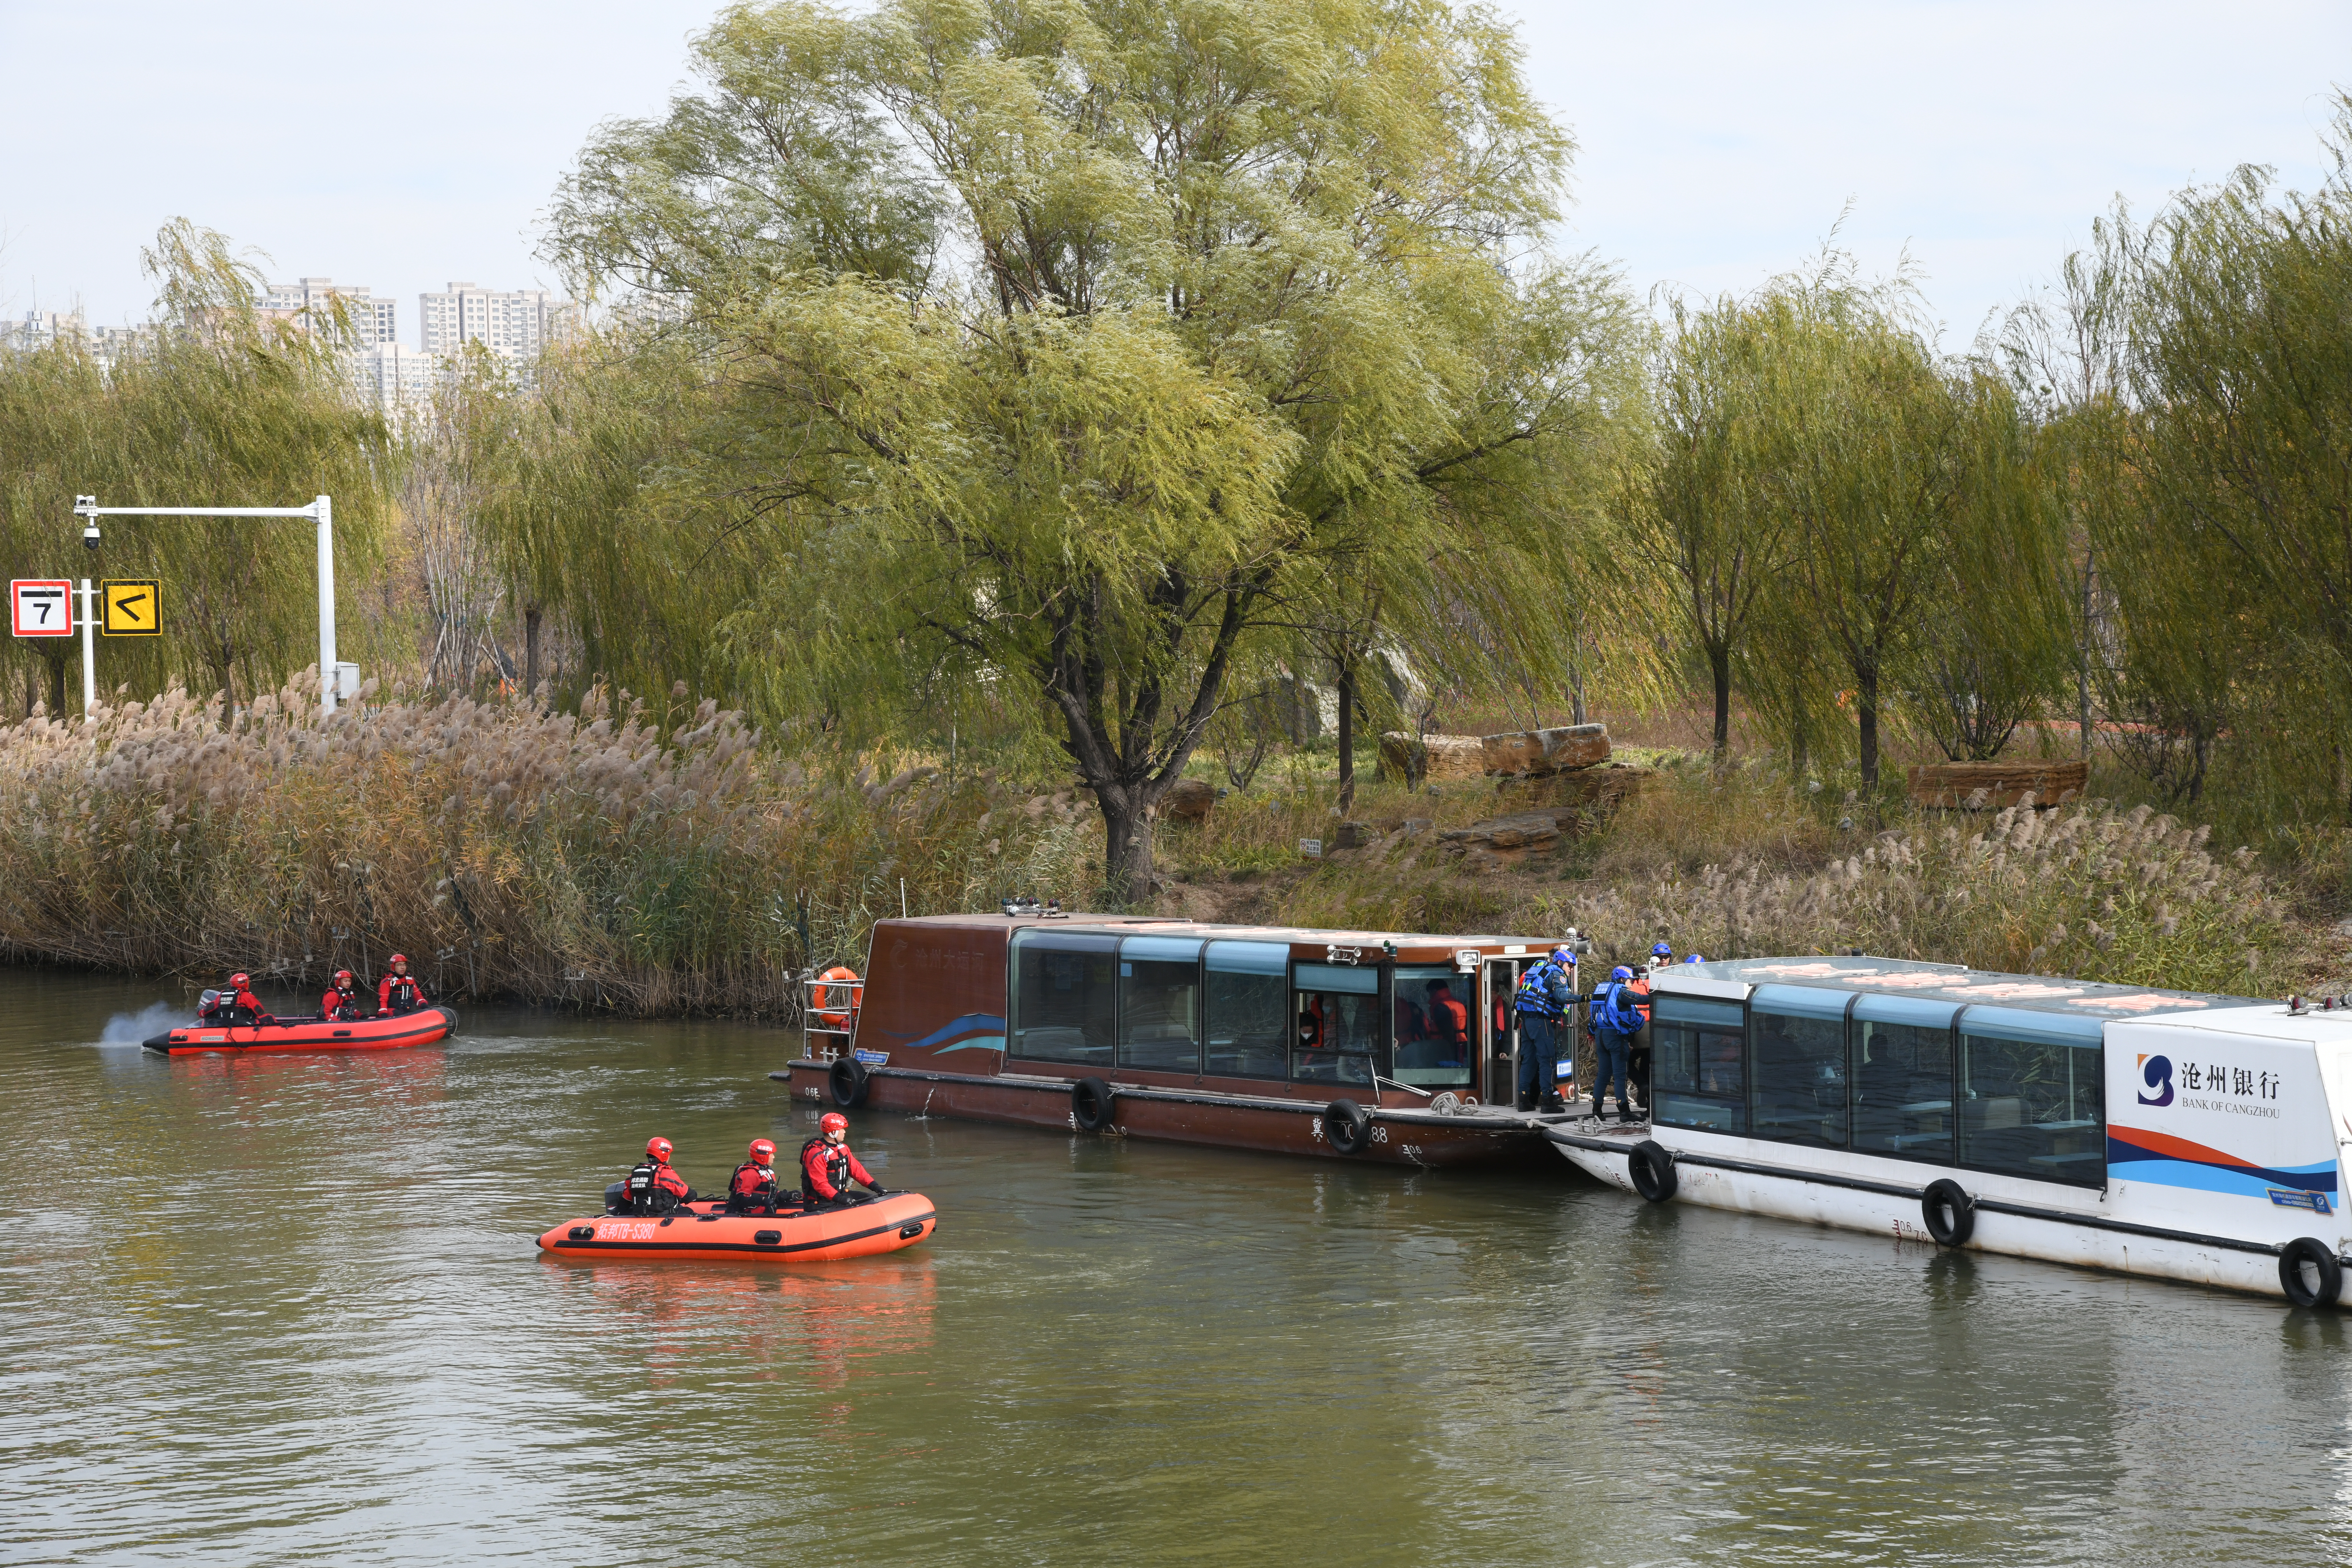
[537,1194,936,1263]
[142,1005,458,1056]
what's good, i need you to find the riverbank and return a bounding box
[1,685,2337,1014]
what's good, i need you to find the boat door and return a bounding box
[1484,959,1520,1105]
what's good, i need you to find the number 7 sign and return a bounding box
[11,580,74,637]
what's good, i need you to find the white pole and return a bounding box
[315,495,337,714]
[79,579,96,717]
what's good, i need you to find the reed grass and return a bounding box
[0,679,1093,1016]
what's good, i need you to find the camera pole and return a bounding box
[71,495,344,714]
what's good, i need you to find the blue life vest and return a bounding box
[1599,981,1647,1035]
[1513,960,1569,1018]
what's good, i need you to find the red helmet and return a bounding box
[646,1136,673,1162]
[229,972,251,988]
[749,1138,776,1163]
[389,953,409,967]
[333,969,354,985]
[819,1113,849,1138]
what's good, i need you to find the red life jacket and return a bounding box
[800,1136,872,1201]
[322,986,358,1021]
[380,972,426,1013]
[728,1160,779,1211]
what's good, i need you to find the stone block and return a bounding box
[1906,759,2089,810]
[1479,723,1611,777]
[1162,777,1218,822]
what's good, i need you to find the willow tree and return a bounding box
[2096,117,2352,808]
[0,221,394,712]
[1617,292,1782,758]
[548,0,1637,896]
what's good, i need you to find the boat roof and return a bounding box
[878,912,1554,955]
[1660,953,2273,1022]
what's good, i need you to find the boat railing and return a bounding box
[803,974,864,1059]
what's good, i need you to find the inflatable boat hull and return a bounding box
[536,1194,936,1263]
[142,1005,458,1055]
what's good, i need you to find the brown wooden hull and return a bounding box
[778,1060,1550,1168]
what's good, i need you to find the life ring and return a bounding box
[1324,1098,1371,1155]
[1922,1179,1974,1246]
[828,1056,870,1108]
[1628,1139,1677,1202]
[1071,1076,1116,1132]
[812,964,860,1031]
[2279,1237,2344,1307]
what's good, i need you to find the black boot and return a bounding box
[1516,1090,1536,1113]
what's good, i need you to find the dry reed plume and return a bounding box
[0,677,1094,1015]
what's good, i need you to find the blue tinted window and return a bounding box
[1959,1009,2105,1187]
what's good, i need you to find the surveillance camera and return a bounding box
[82,523,100,550]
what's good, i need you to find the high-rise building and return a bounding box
[418,281,566,366]
[262,278,397,348]
[353,341,449,427]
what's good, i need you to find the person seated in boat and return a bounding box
[376,954,429,1016]
[726,1138,784,1214]
[802,1112,886,1208]
[321,969,362,1022]
[199,972,271,1027]
[1423,979,1470,1066]
[609,1136,698,1214]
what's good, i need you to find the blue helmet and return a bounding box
[1651,942,1672,959]
[1684,953,1704,964]
[1551,945,1575,965]
[1610,965,1633,982]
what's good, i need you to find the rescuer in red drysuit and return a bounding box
[727,1138,783,1214]
[611,1135,696,1214]
[201,972,271,1027]
[801,1113,885,1206]
[321,969,361,1021]
[378,954,429,1016]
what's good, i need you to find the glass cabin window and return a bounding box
[1850,997,1958,1163]
[1749,984,1849,1149]
[1202,941,1288,1080]
[1391,963,1473,1089]
[1008,929,1117,1065]
[1958,1007,2105,1187]
[1118,936,1202,1074]
[1291,961,1378,1087]
[1651,996,1747,1134]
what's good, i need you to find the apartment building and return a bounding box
[417,281,568,363]
[261,278,398,347]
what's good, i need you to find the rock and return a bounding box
[1162,777,1218,822]
[1907,759,2089,810]
[1401,817,1432,836]
[1379,732,1487,786]
[1479,723,1611,777]
[1333,820,1370,850]
[1496,762,1654,812]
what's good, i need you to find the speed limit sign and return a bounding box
[10,580,74,637]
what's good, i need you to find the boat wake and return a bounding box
[100,1002,191,1046]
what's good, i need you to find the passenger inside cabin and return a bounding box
[1423,980,1469,1065]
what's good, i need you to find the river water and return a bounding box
[5,966,2349,1566]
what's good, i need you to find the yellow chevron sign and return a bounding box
[101,579,161,636]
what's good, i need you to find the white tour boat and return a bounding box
[1549,956,2352,1308]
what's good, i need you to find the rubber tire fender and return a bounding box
[1922,1178,1975,1246]
[1324,1098,1372,1155]
[2279,1236,2344,1307]
[1628,1139,1677,1203]
[828,1056,870,1109]
[1071,1076,1116,1132]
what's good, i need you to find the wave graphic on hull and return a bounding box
[880,1013,1008,1054]
[2106,1124,2339,1198]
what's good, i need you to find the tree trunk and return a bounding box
[524,604,542,698]
[1789,675,1808,778]
[1099,789,1162,908]
[1709,644,1732,759]
[1858,664,1880,790]
[44,652,66,718]
[2078,548,2094,759]
[1335,654,1358,814]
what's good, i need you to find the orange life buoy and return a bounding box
[813,964,861,1031]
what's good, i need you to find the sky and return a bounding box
[2,1,2346,351]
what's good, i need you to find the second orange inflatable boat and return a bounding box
[536,1193,936,1263]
